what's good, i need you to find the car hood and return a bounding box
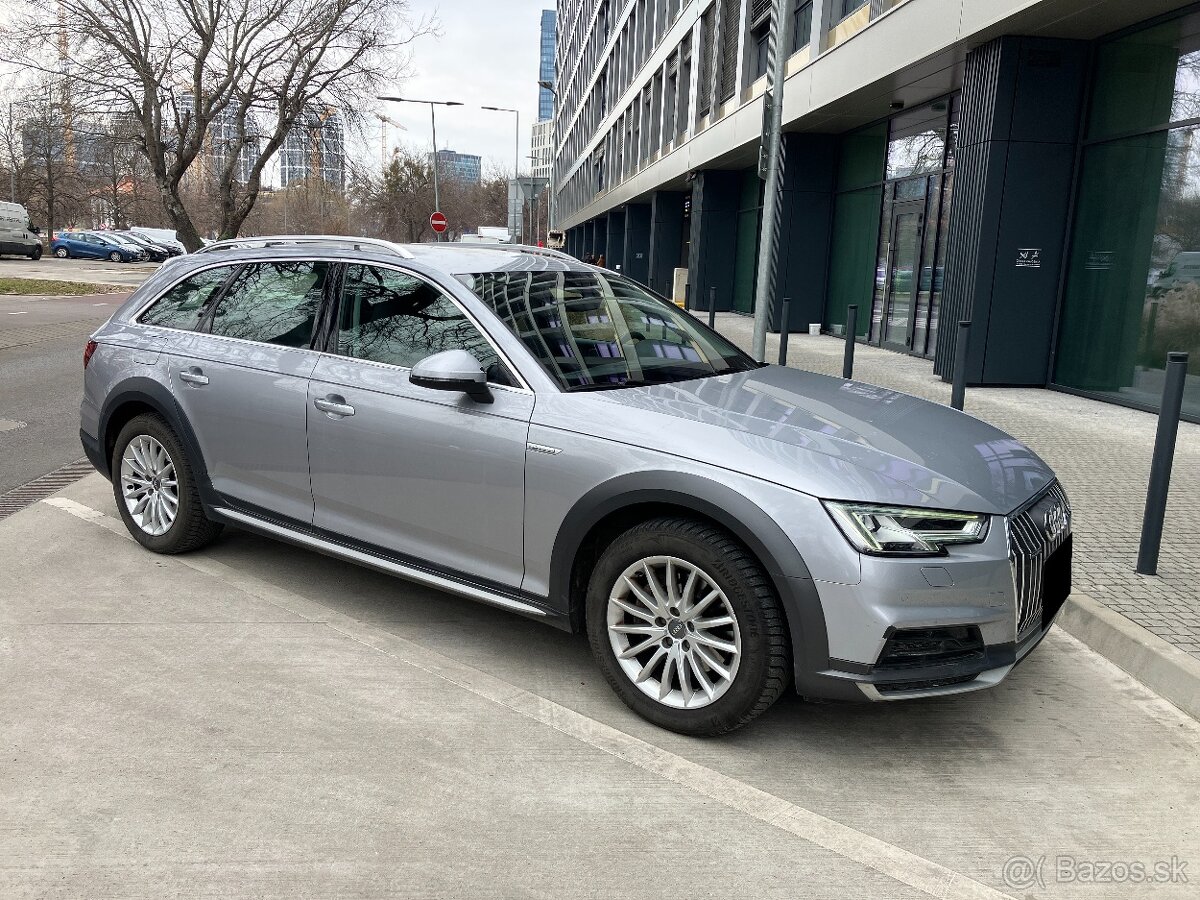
[558,366,1054,515]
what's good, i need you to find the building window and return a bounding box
[792,1,813,53]
[697,7,715,118]
[1055,13,1200,418]
[839,0,869,20]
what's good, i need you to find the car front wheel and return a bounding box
[111,413,223,553]
[109,251,123,262]
[29,244,42,260]
[586,517,790,736]
[54,247,68,258]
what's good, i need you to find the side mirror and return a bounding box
[409,349,493,404]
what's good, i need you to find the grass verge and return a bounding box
[0,277,126,296]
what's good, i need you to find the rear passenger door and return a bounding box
[306,263,532,589]
[166,260,330,523]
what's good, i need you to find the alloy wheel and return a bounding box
[119,435,179,536]
[606,555,742,709]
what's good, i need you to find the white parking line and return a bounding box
[93,302,108,306]
[40,495,1015,899]
[7,311,29,315]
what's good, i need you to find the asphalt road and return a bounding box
[2,473,1197,899]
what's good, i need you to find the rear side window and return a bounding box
[336,264,514,384]
[206,261,328,348]
[139,267,232,331]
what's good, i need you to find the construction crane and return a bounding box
[374,112,405,171]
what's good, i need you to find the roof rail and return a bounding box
[194,235,415,259]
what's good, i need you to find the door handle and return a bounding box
[178,367,209,386]
[314,395,355,417]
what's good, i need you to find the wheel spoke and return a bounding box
[611,595,655,622]
[131,494,151,516]
[641,562,668,612]
[664,559,679,606]
[691,632,737,655]
[688,652,715,700]
[635,646,667,684]
[687,588,721,619]
[618,635,661,660]
[694,645,731,680]
[693,615,734,630]
[611,623,660,636]
[679,569,699,614]
[658,654,677,701]
[620,577,657,614]
[677,649,693,706]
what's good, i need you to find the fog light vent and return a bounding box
[876,626,985,672]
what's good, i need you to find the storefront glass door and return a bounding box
[883,201,924,348]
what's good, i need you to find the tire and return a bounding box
[111,413,223,554]
[585,516,790,736]
[29,244,42,260]
[109,251,123,262]
[54,247,68,258]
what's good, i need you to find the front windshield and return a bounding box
[460,270,759,390]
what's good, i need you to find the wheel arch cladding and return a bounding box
[550,471,830,682]
[99,380,216,506]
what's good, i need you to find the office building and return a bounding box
[554,0,1200,421]
[532,119,553,180]
[280,106,346,189]
[539,10,558,122]
[434,149,483,184]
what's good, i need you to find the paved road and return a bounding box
[1,474,1196,899]
[0,292,128,494]
[0,255,159,289]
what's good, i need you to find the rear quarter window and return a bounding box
[139,267,234,331]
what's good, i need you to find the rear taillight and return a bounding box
[83,339,98,369]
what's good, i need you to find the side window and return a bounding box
[139,267,232,331]
[337,264,515,385]
[206,260,328,348]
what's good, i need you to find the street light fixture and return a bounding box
[377,95,464,241]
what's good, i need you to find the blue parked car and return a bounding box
[51,231,145,263]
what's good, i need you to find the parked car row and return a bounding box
[50,230,183,263]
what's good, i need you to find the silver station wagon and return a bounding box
[80,239,1071,735]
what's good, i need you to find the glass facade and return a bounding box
[1056,13,1200,419]
[825,98,956,351]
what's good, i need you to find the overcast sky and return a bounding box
[374,0,554,177]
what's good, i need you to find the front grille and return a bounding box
[1008,482,1072,641]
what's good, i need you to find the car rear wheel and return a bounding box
[585,517,790,736]
[111,413,222,553]
[54,247,68,258]
[109,251,123,262]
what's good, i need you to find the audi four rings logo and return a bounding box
[1044,503,1069,542]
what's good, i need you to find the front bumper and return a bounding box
[794,486,1072,702]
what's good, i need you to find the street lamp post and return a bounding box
[481,105,520,241]
[377,95,463,241]
[538,79,558,233]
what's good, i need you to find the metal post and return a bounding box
[777,297,791,366]
[684,282,691,311]
[950,320,971,410]
[842,304,858,380]
[1136,351,1189,576]
[750,0,791,362]
[429,103,441,242]
[708,286,717,330]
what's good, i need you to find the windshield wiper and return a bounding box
[565,379,652,392]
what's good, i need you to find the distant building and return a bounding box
[434,149,482,184]
[178,94,261,185]
[280,106,346,190]
[531,119,552,181]
[538,10,556,122]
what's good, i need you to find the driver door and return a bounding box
[306,263,532,589]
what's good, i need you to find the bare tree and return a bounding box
[6,0,431,249]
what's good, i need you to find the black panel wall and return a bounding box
[605,209,626,271]
[687,171,740,312]
[934,36,1087,385]
[775,133,837,331]
[592,214,608,260]
[623,203,652,285]
[649,191,687,297]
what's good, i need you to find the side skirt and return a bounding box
[210,505,566,629]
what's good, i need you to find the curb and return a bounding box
[1056,593,1200,721]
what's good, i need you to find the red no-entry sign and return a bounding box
[430,211,448,234]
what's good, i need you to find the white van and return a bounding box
[0,201,43,260]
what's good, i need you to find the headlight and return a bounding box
[823,501,989,556]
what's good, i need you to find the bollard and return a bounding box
[842,305,858,380]
[950,320,971,411]
[777,297,791,366]
[684,282,691,312]
[708,286,717,330]
[1136,351,1189,576]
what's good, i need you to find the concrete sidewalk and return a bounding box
[710,316,1200,659]
[1,474,1197,898]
